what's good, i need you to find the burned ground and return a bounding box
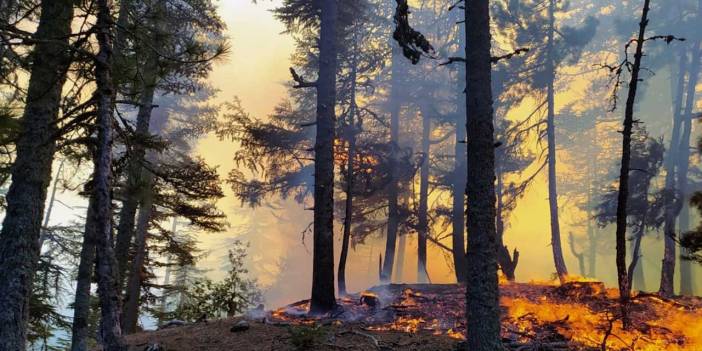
[125,281,702,350]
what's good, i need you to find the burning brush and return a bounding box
[266,282,702,350]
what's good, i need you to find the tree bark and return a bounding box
[381,45,403,283]
[546,0,568,283]
[309,0,338,315]
[677,41,701,296]
[122,174,154,334]
[70,192,98,351]
[93,0,126,349]
[0,2,74,349]
[615,0,650,326]
[464,0,502,349]
[417,105,430,283]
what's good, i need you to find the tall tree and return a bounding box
[544,0,569,281]
[92,0,126,349]
[380,43,404,283]
[309,0,339,314]
[464,0,502,347]
[676,39,701,295]
[0,1,75,349]
[613,0,651,324]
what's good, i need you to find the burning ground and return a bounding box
[125,281,702,350]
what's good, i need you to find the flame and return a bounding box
[266,283,702,349]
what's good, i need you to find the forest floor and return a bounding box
[124,317,458,350]
[124,281,702,351]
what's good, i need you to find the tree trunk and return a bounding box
[464,0,502,348]
[452,124,468,283]
[39,159,65,249]
[93,0,126,349]
[496,162,519,281]
[338,140,354,296]
[70,193,97,351]
[338,42,358,296]
[115,49,159,290]
[451,19,467,284]
[587,152,597,278]
[309,0,338,315]
[394,232,406,282]
[628,223,646,291]
[0,2,74,349]
[381,44,403,283]
[546,0,568,283]
[417,106,430,283]
[122,174,154,334]
[660,47,689,297]
[615,0,650,326]
[677,41,701,296]
[159,219,177,317]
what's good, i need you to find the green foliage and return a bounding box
[175,241,262,321]
[287,325,328,351]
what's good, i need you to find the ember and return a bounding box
[268,282,702,350]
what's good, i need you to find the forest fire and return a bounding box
[267,282,702,350]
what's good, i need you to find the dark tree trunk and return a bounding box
[464,0,502,349]
[452,116,467,283]
[546,0,568,282]
[677,41,701,296]
[115,50,159,289]
[496,163,519,281]
[660,47,689,297]
[309,0,338,315]
[122,175,154,333]
[451,6,467,285]
[338,43,359,296]
[93,0,126,349]
[338,140,354,296]
[615,0,650,326]
[70,193,97,351]
[417,106,430,283]
[381,45,402,283]
[0,2,74,349]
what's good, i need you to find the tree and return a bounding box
[92,0,126,349]
[175,241,262,320]
[463,0,502,347]
[492,0,598,282]
[0,1,76,349]
[308,0,340,314]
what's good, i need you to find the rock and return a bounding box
[158,319,187,330]
[230,320,250,332]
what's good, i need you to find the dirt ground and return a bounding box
[124,318,460,351]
